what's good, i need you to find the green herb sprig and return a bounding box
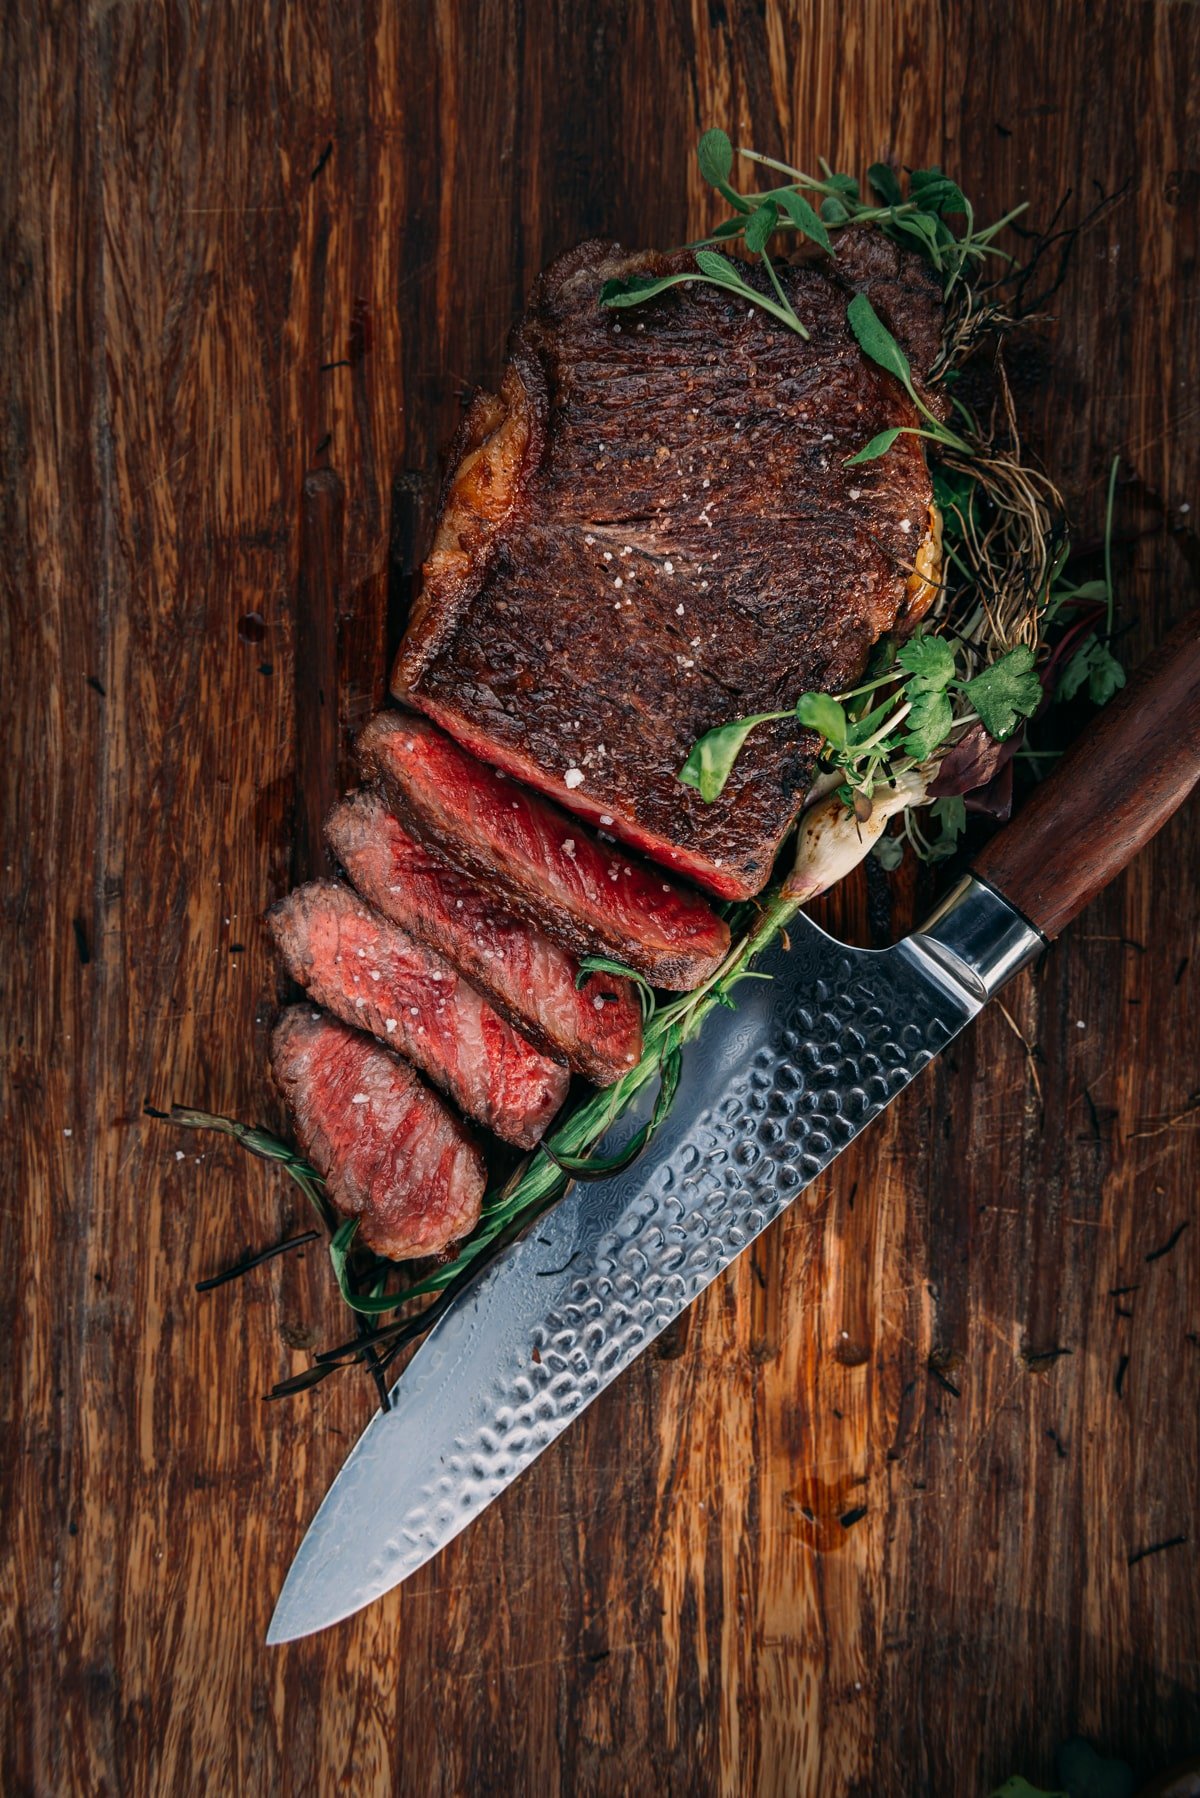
[678,629,1042,810]
[600,131,1027,342]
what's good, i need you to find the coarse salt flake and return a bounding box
[562,839,576,857]
[564,768,584,789]
[600,814,614,825]
[385,1019,397,1033]
[351,1093,368,1105]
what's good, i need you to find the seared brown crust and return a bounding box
[357,711,730,991]
[270,1007,485,1262]
[325,789,644,1085]
[393,230,942,898]
[268,879,568,1149]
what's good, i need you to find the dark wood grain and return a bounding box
[2,3,1198,1794]
[974,609,1200,938]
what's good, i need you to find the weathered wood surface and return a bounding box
[2,2,1197,1792]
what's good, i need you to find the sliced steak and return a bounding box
[357,711,730,990]
[326,788,644,1085]
[270,1007,484,1262]
[268,879,568,1149]
[393,230,943,899]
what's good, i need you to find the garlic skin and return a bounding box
[782,769,929,903]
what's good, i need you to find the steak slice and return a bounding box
[270,1007,484,1262]
[357,711,730,990]
[393,229,943,899]
[326,788,644,1085]
[268,879,568,1149]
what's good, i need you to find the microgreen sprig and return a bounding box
[678,630,1043,810]
[600,131,1027,342]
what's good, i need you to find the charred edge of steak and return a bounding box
[323,789,644,1086]
[270,1005,486,1263]
[356,711,731,991]
[397,348,548,691]
[267,878,569,1150]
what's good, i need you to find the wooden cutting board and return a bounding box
[3,2,1197,1791]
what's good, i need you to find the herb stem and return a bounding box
[1104,455,1119,634]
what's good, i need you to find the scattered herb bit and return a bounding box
[196,1230,319,1292]
[576,954,658,1021]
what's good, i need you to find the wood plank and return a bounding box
[1,1,1196,1793]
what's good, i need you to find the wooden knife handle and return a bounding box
[972,609,1200,940]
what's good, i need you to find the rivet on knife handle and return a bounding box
[971,609,1200,941]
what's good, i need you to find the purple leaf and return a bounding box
[928,721,1019,799]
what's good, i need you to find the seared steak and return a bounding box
[268,879,568,1149]
[325,788,644,1085]
[357,712,730,990]
[270,1007,485,1261]
[393,230,942,899]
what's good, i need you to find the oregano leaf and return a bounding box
[697,128,734,186]
[776,188,834,254]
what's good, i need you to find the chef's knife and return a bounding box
[268,612,1200,1645]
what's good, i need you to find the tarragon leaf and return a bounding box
[678,712,776,801]
[794,691,849,749]
[777,188,834,254]
[963,644,1043,740]
[600,272,697,309]
[897,629,957,692]
[846,292,914,391]
[844,426,902,466]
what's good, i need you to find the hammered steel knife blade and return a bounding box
[267,613,1200,1645]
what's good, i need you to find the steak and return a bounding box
[268,879,568,1149]
[357,711,730,990]
[270,1007,485,1262]
[392,229,943,899]
[325,788,644,1085]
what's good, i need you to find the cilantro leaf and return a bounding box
[794,691,849,748]
[1058,634,1126,706]
[902,688,954,761]
[897,629,957,692]
[963,645,1042,740]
